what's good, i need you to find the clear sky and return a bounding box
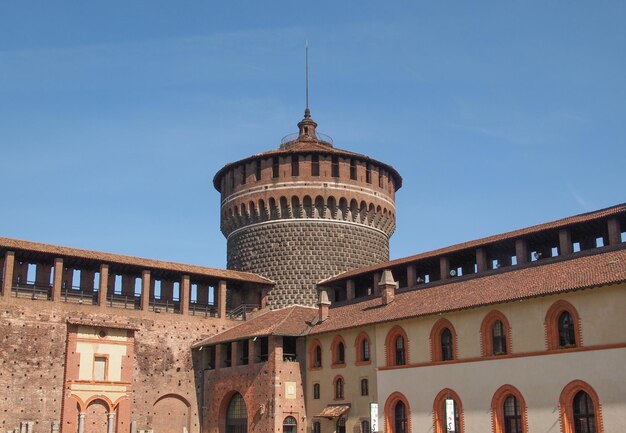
[1,1,624,268]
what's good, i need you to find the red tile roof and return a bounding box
[310,247,626,335]
[192,305,318,347]
[0,237,273,285]
[321,203,626,284]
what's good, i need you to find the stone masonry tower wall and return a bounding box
[214,113,402,308]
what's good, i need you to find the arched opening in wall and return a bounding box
[339,198,348,220]
[85,399,109,433]
[303,196,313,218]
[269,198,278,219]
[359,201,367,223]
[280,197,289,219]
[258,199,267,221]
[367,203,375,224]
[283,416,297,433]
[350,199,359,222]
[153,394,191,433]
[327,196,337,219]
[291,196,302,218]
[224,392,247,433]
[315,196,325,218]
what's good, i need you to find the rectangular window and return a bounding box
[366,163,372,184]
[272,157,280,179]
[350,159,357,180]
[360,378,369,396]
[256,160,262,181]
[230,170,235,189]
[241,164,246,185]
[311,155,320,176]
[291,155,299,177]
[313,383,320,399]
[224,343,232,367]
[378,169,384,188]
[241,340,249,365]
[332,156,339,178]
[93,356,107,381]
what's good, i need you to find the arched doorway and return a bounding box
[225,393,247,433]
[153,394,191,433]
[283,416,297,433]
[85,399,109,433]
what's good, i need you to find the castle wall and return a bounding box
[227,221,389,308]
[0,296,232,433]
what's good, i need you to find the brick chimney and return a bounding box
[379,269,397,305]
[317,289,331,322]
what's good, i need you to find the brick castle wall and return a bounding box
[0,297,230,433]
[227,221,389,308]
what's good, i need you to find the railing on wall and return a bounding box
[107,293,141,309]
[189,302,217,317]
[11,280,51,300]
[150,297,180,313]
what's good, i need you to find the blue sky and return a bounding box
[1,1,624,268]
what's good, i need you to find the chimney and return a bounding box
[317,289,331,322]
[379,269,397,305]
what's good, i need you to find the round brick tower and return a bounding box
[213,110,402,308]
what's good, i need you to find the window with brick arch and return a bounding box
[385,326,409,367]
[395,401,408,433]
[334,376,345,400]
[545,300,581,350]
[481,310,512,357]
[331,336,347,367]
[283,416,297,433]
[431,319,457,362]
[309,339,322,370]
[559,380,603,433]
[492,321,507,355]
[433,389,463,433]
[355,332,371,365]
[491,385,527,433]
[226,393,247,433]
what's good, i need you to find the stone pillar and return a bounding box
[181,275,190,315]
[406,264,416,288]
[608,218,622,245]
[107,413,115,433]
[141,270,151,311]
[2,251,15,297]
[476,248,487,272]
[218,280,227,319]
[52,258,63,301]
[515,239,528,264]
[98,264,109,307]
[346,279,355,301]
[559,229,573,256]
[439,256,450,280]
[231,341,240,366]
[78,413,86,433]
[248,339,256,370]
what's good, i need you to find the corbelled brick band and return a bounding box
[227,220,390,308]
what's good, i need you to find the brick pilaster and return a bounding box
[52,258,63,301]
[141,270,151,311]
[218,280,227,319]
[608,218,622,245]
[181,275,190,315]
[98,264,109,307]
[1,251,15,297]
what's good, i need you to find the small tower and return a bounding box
[213,111,402,308]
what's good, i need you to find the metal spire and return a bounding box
[305,41,310,119]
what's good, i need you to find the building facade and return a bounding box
[1,109,625,433]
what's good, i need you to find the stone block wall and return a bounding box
[227,221,389,308]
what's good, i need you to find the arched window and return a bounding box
[395,401,408,433]
[384,392,411,433]
[336,416,346,433]
[558,311,576,347]
[491,385,526,433]
[395,336,406,365]
[430,319,457,362]
[492,321,507,355]
[545,300,581,350]
[331,336,347,367]
[361,378,369,396]
[313,421,321,433]
[334,376,345,400]
[559,380,603,433]
[441,329,453,361]
[309,339,322,370]
[355,332,371,365]
[283,416,297,433]
[433,389,463,433]
[361,419,370,433]
[226,393,247,433]
[385,326,409,367]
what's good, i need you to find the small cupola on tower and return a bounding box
[297,108,318,141]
